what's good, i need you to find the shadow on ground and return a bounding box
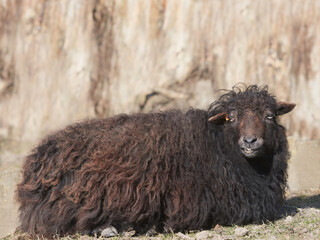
[279,192,320,219]
[286,193,320,209]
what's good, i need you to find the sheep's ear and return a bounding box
[276,102,296,116]
[208,112,228,124]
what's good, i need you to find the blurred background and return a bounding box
[0,0,320,237]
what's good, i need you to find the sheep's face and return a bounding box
[232,108,266,158]
[208,86,296,161]
[225,105,294,159]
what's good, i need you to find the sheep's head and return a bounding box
[208,85,295,171]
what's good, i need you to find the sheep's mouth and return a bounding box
[240,147,261,158]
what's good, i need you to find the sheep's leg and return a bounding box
[145,225,157,236]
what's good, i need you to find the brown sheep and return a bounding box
[16,85,295,237]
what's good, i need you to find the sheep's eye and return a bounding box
[229,117,236,122]
[226,113,236,122]
[266,114,275,121]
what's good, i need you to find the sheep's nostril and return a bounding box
[244,137,257,144]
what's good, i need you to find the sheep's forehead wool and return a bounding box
[214,85,277,113]
[228,92,276,111]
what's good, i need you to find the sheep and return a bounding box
[16,84,295,238]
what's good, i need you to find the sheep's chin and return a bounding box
[242,148,273,175]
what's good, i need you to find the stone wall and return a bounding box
[0,170,20,238]
[0,0,320,148]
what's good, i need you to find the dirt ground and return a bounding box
[3,190,320,240]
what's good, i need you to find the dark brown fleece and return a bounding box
[16,85,292,237]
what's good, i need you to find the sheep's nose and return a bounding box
[244,137,257,144]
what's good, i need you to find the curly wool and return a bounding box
[16,85,290,237]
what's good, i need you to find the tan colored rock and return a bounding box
[195,230,210,239]
[288,139,320,191]
[0,0,319,146]
[176,232,194,240]
[234,227,249,237]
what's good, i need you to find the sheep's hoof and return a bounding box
[100,226,118,237]
[146,228,157,237]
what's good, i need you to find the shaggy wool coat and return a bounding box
[16,86,290,237]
